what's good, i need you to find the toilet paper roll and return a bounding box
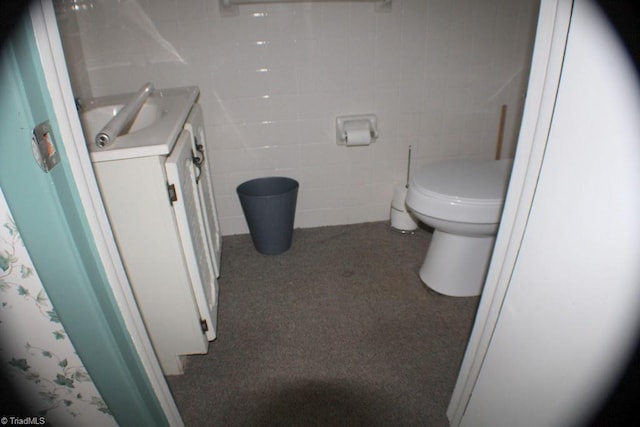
[345,128,371,146]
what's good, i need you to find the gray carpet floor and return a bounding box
[166,221,479,426]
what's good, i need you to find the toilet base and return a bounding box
[419,230,496,297]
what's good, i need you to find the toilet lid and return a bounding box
[411,159,513,203]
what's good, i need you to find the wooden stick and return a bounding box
[495,104,507,160]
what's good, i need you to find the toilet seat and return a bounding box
[408,159,512,224]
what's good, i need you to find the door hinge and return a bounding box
[200,319,209,333]
[167,184,177,204]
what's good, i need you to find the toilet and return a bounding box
[406,158,513,297]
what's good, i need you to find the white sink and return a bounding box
[81,102,164,138]
[80,86,199,162]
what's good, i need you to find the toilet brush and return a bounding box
[390,145,418,232]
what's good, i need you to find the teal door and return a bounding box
[0,12,169,427]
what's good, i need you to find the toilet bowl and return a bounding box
[406,158,513,297]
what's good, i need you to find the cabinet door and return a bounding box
[185,104,222,278]
[165,131,217,341]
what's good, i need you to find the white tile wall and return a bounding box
[56,0,539,235]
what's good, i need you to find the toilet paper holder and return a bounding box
[336,114,378,145]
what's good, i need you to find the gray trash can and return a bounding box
[237,177,299,255]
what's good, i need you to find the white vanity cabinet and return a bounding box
[93,123,221,375]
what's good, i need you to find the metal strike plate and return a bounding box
[31,120,60,172]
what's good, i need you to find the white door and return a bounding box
[456,1,640,426]
[165,131,218,341]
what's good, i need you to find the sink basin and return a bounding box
[80,86,199,162]
[81,102,164,140]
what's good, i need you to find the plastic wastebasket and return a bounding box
[236,177,299,255]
